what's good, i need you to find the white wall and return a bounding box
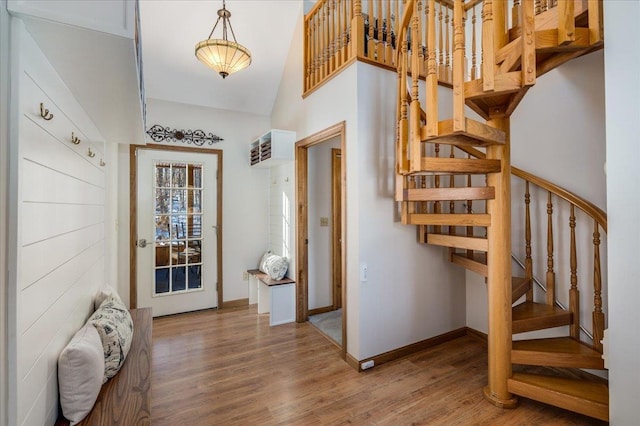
[355,63,466,359]
[308,136,341,310]
[603,1,640,423]
[272,6,466,360]
[9,22,107,425]
[0,1,9,424]
[268,162,295,278]
[117,98,271,307]
[466,51,607,339]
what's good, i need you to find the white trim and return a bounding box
[0,1,9,425]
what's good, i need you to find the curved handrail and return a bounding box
[395,0,415,65]
[455,145,607,232]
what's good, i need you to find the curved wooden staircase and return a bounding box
[395,0,607,421]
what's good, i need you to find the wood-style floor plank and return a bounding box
[151,306,606,425]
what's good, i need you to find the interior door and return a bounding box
[136,149,218,316]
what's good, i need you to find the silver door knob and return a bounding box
[137,239,148,248]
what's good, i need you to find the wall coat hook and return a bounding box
[39,103,54,120]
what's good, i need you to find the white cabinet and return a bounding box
[7,0,145,144]
[250,129,296,168]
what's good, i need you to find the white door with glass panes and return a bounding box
[137,149,218,316]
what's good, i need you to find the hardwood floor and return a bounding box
[151,305,606,425]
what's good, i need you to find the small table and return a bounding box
[247,269,295,326]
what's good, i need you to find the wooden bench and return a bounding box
[56,307,153,425]
[247,269,296,326]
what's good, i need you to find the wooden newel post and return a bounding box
[351,0,365,58]
[484,114,518,409]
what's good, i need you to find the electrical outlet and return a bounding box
[360,263,368,282]
[361,360,374,370]
[320,217,329,227]
[243,271,249,281]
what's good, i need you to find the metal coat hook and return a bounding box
[39,103,54,120]
[71,132,81,145]
[99,159,106,167]
[87,147,96,158]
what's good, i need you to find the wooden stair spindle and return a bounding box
[343,0,350,63]
[466,162,474,259]
[448,146,456,235]
[592,221,604,352]
[438,1,444,79]
[471,4,477,80]
[569,204,580,339]
[377,0,385,61]
[445,4,451,83]
[524,181,533,301]
[410,1,422,172]
[386,0,393,65]
[368,0,375,59]
[452,0,465,133]
[558,0,575,46]
[305,18,312,90]
[351,0,365,58]
[426,0,438,138]
[546,191,556,306]
[512,0,521,27]
[399,37,409,174]
[433,144,442,234]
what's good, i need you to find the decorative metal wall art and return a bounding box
[146,124,224,146]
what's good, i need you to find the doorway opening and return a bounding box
[295,122,346,357]
[130,144,223,315]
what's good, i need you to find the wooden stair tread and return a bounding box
[508,373,608,421]
[408,213,491,227]
[399,186,495,202]
[512,337,605,369]
[427,234,488,252]
[512,301,572,334]
[416,157,501,175]
[421,118,506,147]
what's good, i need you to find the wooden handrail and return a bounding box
[456,145,607,231]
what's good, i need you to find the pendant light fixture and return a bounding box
[195,0,252,79]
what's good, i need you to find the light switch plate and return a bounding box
[320,217,329,226]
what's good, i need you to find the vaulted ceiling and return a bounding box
[139,0,302,117]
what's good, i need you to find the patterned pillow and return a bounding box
[89,295,134,383]
[264,254,289,280]
[93,285,122,311]
[258,250,272,273]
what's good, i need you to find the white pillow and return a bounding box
[89,295,134,383]
[58,323,104,425]
[265,254,289,280]
[258,251,272,273]
[94,285,122,311]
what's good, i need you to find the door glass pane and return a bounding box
[155,190,171,214]
[155,216,170,241]
[172,164,187,188]
[188,190,201,213]
[153,160,206,296]
[155,163,171,187]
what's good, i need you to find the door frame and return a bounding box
[331,148,342,309]
[295,121,347,357]
[130,143,223,310]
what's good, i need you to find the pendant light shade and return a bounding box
[195,0,252,79]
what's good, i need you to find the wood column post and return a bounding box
[483,113,518,409]
[351,0,365,58]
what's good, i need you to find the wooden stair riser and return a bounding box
[508,373,608,422]
[511,277,531,304]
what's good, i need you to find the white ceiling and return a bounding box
[139,0,302,116]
